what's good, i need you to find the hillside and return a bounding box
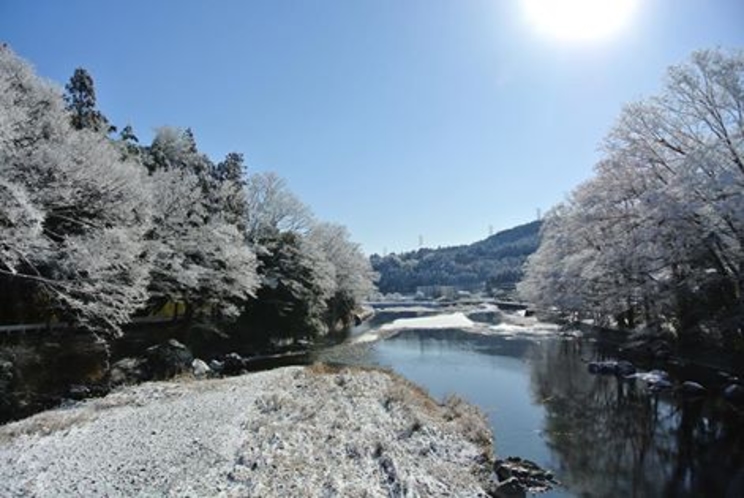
[370,220,542,295]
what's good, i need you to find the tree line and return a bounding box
[0,45,376,342]
[371,221,541,295]
[519,48,744,349]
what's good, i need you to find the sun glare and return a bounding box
[522,0,639,42]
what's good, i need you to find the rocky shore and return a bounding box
[1,365,499,497]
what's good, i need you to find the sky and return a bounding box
[1,1,743,255]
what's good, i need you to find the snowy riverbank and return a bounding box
[352,304,562,344]
[0,365,495,497]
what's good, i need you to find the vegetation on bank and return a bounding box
[0,45,376,343]
[519,48,744,350]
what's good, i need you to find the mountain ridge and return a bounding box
[370,220,542,295]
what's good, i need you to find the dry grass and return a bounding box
[0,410,91,443]
[442,394,493,451]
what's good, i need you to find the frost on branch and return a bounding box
[0,179,46,274]
[145,130,259,320]
[0,46,152,334]
[520,48,744,344]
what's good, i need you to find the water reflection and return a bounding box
[528,339,744,497]
[351,327,744,497]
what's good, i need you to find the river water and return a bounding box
[320,302,744,498]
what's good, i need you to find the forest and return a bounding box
[0,45,377,344]
[519,48,744,350]
[370,220,540,295]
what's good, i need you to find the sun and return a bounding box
[522,0,639,42]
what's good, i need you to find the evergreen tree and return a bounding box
[64,67,114,133]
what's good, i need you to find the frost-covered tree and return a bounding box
[243,172,313,242]
[145,126,211,177]
[0,46,152,333]
[235,174,377,341]
[236,231,335,342]
[144,130,258,320]
[521,48,744,345]
[307,222,377,322]
[211,152,248,231]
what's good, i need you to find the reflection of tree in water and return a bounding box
[528,339,744,498]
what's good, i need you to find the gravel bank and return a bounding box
[0,365,494,497]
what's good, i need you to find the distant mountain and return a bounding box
[370,220,542,295]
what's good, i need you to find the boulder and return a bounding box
[110,357,149,386]
[679,381,706,397]
[145,339,193,380]
[66,384,91,400]
[208,359,225,375]
[488,457,557,497]
[637,370,673,392]
[616,360,636,376]
[191,358,211,378]
[220,352,249,376]
[723,384,744,406]
[490,477,526,498]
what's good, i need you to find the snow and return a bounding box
[484,315,561,338]
[0,366,494,497]
[380,312,477,331]
[352,312,478,344]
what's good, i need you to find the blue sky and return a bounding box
[2,1,743,254]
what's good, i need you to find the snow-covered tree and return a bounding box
[522,48,744,344]
[307,222,377,308]
[144,129,259,320]
[236,174,376,340]
[243,172,313,243]
[0,45,152,333]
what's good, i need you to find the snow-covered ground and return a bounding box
[0,366,494,497]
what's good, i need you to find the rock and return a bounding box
[588,361,611,374]
[723,384,744,406]
[220,352,248,376]
[110,357,149,386]
[616,360,636,376]
[191,359,211,378]
[629,369,674,392]
[67,384,91,400]
[629,369,673,391]
[490,456,558,496]
[145,339,193,380]
[208,359,224,374]
[679,381,706,397]
[491,477,526,498]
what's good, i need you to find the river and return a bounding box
[318,302,744,497]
